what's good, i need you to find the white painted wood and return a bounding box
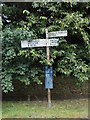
[48,30,67,38]
[21,39,58,48]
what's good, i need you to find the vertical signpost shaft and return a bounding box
[46,28,51,107]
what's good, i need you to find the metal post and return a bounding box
[46,28,51,107]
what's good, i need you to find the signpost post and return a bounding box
[46,28,51,107]
[21,29,67,108]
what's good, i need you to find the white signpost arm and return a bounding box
[46,28,51,108]
[48,30,67,38]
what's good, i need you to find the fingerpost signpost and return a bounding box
[46,28,51,107]
[21,28,67,107]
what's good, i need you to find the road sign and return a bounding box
[45,66,53,89]
[48,30,67,38]
[21,39,58,48]
[21,28,67,108]
[49,39,58,46]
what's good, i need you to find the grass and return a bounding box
[2,98,88,118]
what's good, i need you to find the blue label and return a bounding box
[45,66,53,89]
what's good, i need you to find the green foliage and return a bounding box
[2,2,90,92]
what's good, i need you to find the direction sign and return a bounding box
[48,30,67,38]
[21,39,58,48]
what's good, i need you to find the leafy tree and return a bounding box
[2,2,90,93]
